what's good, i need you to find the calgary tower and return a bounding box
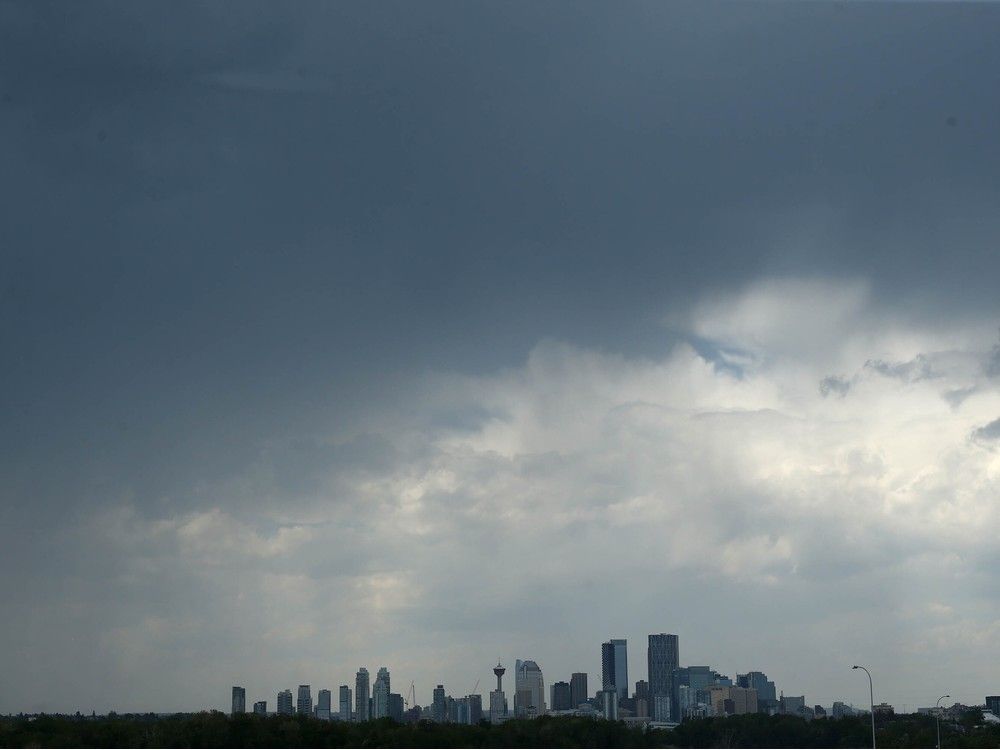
[493,660,505,693]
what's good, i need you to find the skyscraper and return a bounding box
[317,689,332,720]
[672,666,727,720]
[253,701,267,716]
[570,673,588,709]
[388,693,404,723]
[647,633,678,721]
[231,686,246,716]
[355,669,370,722]
[601,639,628,701]
[277,689,293,716]
[489,689,506,724]
[550,681,572,711]
[339,685,352,721]
[737,671,777,712]
[467,694,483,724]
[297,685,312,716]
[601,688,619,720]
[515,659,546,716]
[373,667,390,719]
[432,685,446,722]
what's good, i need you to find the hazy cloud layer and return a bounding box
[2,0,1000,715]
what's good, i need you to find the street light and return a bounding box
[852,665,876,749]
[935,694,950,749]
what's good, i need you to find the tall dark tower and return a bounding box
[493,660,506,693]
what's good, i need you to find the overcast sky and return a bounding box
[2,0,1000,715]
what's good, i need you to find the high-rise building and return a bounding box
[570,673,588,709]
[253,701,267,716]
[489,689,506,723]
[339,685,352,721]
[737,671,777,713]
[652,695,671,722]
[467,694,483,724]
[780,694,806,716]
[388,693,404,723]
[986,697,1000,716]
[316,689,331,720]
[355,669,370,722]
[708,686,758,716]
[635,680,649,702]
[297,685,312,716]
[831,701,854,719]
[515,659,546,716]
[231,686,246,716]
[672,666,727,720]
[550,681,572,711]
[277,689,293,716]
[647,633,678,721]
[601,688,619,720]
[601,639,628,702]
[373,668,390,719]
[432,685,446,722]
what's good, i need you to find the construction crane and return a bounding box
[469,679,480,696]
[404,681,416,709]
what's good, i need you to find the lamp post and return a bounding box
[852,665,876,749]
[935,694,950,749]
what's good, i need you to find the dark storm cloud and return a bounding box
[3,0,1000,713]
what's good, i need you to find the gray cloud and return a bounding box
[971,417,1000,444]
[820,375,851,398]
[864,354,935,383]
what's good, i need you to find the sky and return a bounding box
[2,0,1000,715]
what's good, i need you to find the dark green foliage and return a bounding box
[2,712,999,748]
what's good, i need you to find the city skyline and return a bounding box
[3,0,999,720]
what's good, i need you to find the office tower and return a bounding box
[780,694,806,716]
[339,685,352,721]
[388,693,404,722]
[570,673,588,709]
[986,696,1000,716]
[231,686,246,716]
[489,690,507,723]
[447,696,460,723]
[671,666,727,720]
[550,681,572,711]
[277,689,293,716]
[253,701,267,716]
[601,688,619,720]
[355,668,370,721]
[601,639,628,701]
[831,701,854,719]
[737,671,777,712]
[652,695,671,722]
[467,694,483,724]
[647,633,678,722]
[708,686,758,716]
[515,659,546,716]
[316,689,331,720]
[432,685,446,722]
[296,685,312,716]
[635,679,649,701]
[373,668,390,719]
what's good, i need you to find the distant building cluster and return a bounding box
[228,634,996,727]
